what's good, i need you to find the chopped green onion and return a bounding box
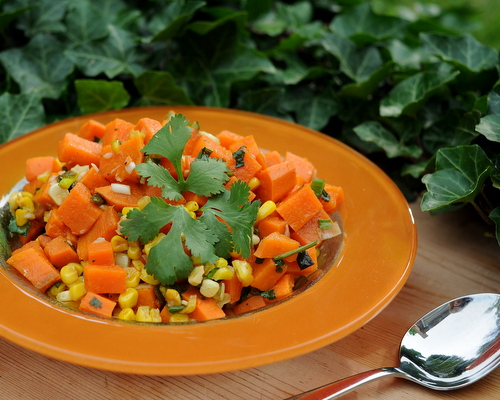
[232,147,246,168]
[273,240,318,261]
[318,218,333,230]
[196,147,213,160]
[310,178,325,198]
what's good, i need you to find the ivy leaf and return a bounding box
[7,0,68,36]
[421,145,494,212]
[331,2,408,46]
[0,92,45,142]
[0,33,74,99]
[134,71,194,106]
[65,25,145,78]
[64,0,109,45]
[340,61,394,98]
[75,79,130,113]
[487,84,500,115]
[149,1,206,42]
[475,114,500,142]
[281,85,338,131]
[251,1,313,36]
[320,32,382,83]
[489,207,500,246]
[421,33,498,73]
[0,2,34,31]
[353,121,422,159]
[380,71,460,117]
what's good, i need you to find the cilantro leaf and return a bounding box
[120,197,177,244]
[184,158,229,197]
[135,160,183,202]
[121,197,219,285]
[199,181,260,259]
[145,209,218,284]
[141,113,192,179]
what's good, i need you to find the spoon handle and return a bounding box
[286,367,401,399]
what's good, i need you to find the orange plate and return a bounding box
[0,107,417,375]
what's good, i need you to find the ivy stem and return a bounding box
[470,200,494,226]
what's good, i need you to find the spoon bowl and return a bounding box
[288,293,500,399]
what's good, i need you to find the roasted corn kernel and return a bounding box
[118,288,139,309]
[111,235,128,252]
[248,177,260,190]
[165,288,182,307]
[200,279,219,298]
[69,281,87,301]
[169,313,189,323]
[60,264,79,285]
[187,265,204,286]
[233,260,253,287]
[117,308,136,321]
[255,200,276,223]
[179,295,197,314]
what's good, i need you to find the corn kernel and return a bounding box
[127,243,142,260]
[111,235,129,252]
[140,267,159,285]
[111,139,121,154]
[215,258,228,269]
[135,306,152,322]
[66,262,83,276]
[137,196,151,209]
[117,307,136,321]
[233,260,253,287]
[131,259,144,271]
[187,210,197,219]
[248,177,260,190]
[37,171,51,183]
[18,196,35,213]
[56,290,73,302]
[69,281,87,301]
[200,279,220,298]
[165,288,182,307]
[216,292,232,309]
[125,267,141,287]
[252,234,260,246]
[185,201,199,212]
[60,264,79,285]
[49,282,67,297]
[143,233,165,255]
[130,129,146,139]
[170,313,189,323]
[15,208,31,226]
[149,308,162,323]
[179,295,197,314]
[211,266,234,281]
[118,287,139,309]
[255,200,277,223]
[122,206,135,215]
[187,265,204,286]
[8,191,21,213]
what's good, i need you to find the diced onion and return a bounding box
[125,161,136,175]
[102,152,113,159]
[111,183,131,195]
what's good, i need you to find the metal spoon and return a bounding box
[287,293,500,399]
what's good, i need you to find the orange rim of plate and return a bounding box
[0,106,417,375]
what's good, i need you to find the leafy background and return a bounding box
[2,0,500,244]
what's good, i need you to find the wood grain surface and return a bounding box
[1,202,499,400]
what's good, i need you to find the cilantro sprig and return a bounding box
[120,114,260,285]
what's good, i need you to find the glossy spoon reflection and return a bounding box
[287,293,500,399]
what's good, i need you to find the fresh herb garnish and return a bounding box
[89,296,103,309]
[232,147,246,168]
[273,240,318,261]
[8,216,29,236]
[120,114,260,285]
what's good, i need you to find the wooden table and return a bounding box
[1,202,499,399]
